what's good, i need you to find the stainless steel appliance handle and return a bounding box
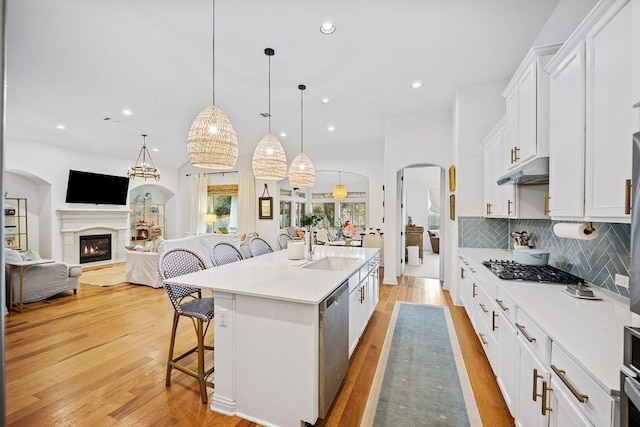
[625,376,640,410]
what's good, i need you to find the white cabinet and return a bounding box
[549,379,594,427]
[503,44,562,169]
[517,339,550,427]
[496,310,518,413]
[585,0,633,219]
[548,43,586,218]
[348,281,361,357]
[348,258,379,358]
[484,118,516,218]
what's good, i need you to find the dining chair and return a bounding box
[210,242,244,266]
[278,233,294,250]
[249,237,273,256]
[157,248,214,404]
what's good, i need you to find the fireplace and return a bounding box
[79,234,112,264]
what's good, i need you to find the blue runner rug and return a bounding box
[363,302,478,426]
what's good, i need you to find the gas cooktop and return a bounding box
[482,260,586,285]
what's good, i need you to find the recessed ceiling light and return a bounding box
[411,81,423,89]
[328,126,335,132]
[122,108,133,115]
[320,22,336,35]
[56,124,66,130]
[152,148,159,152]
[280,132,287,137]
[321,98,331,104]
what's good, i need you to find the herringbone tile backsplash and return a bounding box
[458,216,631,298]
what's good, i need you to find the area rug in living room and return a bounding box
[79,264,127,287]
[362,302,481,427]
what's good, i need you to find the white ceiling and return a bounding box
[5,0,560,171]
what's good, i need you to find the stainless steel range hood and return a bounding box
[497,157,549,185]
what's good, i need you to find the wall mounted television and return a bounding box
[65,170,130,205]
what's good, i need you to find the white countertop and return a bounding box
[166,245,379,305]
[460,247,640,395]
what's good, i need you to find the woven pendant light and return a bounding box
[252,48,287,180]
[187,0,238,169]
[288,84,316,189]
[333,171,347,200]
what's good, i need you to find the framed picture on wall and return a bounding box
[259,197,273,219]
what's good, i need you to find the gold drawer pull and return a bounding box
[495,299,509,311]
[542,381,553,415]
[479,303,489,313]
[478,333,488,345]
[626,179,632,215]
[544,193,550,216]
[516,323,536,343]
[514,146,520,162]
[492,311,498,331]
[551,364,588,403]
[472,283,477,298]
[507,199,513,215]
[533,368,544,401]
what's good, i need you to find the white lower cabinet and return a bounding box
[549,378,594,427]
[496,311,518,413]
[348,258,380,358]
[517,339,550,427]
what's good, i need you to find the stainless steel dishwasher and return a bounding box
[319,280,349,418]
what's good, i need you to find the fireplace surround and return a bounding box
[57,209,129,265]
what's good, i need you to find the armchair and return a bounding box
[427,230,440,254]
[4,248,81,305]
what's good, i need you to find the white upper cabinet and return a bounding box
[546,0,633,222]
[503,44,562,170]
[548,43,586,218]
[483,118,516,217]
[585,0,632,220]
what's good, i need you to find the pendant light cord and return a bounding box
[300,86,304,153]
[268,53,272,134]
[212,0,216,105]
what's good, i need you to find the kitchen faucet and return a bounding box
[307,230,317,261]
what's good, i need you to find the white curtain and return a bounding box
[189,174,208,235]
[237,172,256,234]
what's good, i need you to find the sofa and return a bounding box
[157,233,244,268]
[4,248,81,304]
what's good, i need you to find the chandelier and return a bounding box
[333,171,347,200]
[128,134,160,180]
[252,48,287,180]
[288,84,316,188]
[187,0,238,169]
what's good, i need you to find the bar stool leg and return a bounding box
[166,312,179,386]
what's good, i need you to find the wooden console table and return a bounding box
[405,226,424,261]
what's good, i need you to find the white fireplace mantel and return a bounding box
[56,209,131,265]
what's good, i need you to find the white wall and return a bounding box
[5,139,179,260]
[532,0,600,46]
[4,172,45,255]
[383,109,452,285]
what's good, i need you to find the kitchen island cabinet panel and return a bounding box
[585,0,633,220]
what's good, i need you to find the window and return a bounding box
[295,202,306,227]
[280,201,291,228]
[207,184,238,233]
[312,203,335,227]
[340,202,366,227]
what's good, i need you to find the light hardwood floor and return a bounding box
[4,268,514,426]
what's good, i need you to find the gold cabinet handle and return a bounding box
[495,299,509,311]
[478,333,488,345]
[472,283,477,298]
[486,203,493,215]
[507,199,513,215]
[479,303,488,313]
[460,267,465,279]
[544,193,550,216]
[551,364,588,403]
[541,381,553,416]
[514,146,520,162]
[516,323,536,343]
[492,311,498,331]
[626,179,632,215]
[533,368,544,402]
[510,148,515,164]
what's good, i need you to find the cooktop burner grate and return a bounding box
[481,260,585,284]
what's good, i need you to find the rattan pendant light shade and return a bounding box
[252,48,287,179]
[187,0,238,169]
[288,84,316,188]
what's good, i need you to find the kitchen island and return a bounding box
[166,245,380,427]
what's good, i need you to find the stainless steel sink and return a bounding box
[301,256,359,271]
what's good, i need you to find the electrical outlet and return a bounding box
[615,273,630,289]
[219,308,228,327]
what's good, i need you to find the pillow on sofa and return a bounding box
[68,265,83,278]
[19,249,41,261]
[5,248,22,264]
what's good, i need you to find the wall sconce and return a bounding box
[204,213,217,233]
